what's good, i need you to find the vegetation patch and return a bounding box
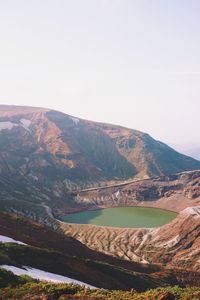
[0,280,200,300]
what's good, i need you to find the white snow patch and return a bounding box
[70,117,79,125]
[20,118,31,132]
[115,190,120,197]
[0,121,17,131]
[0,119,31,133]
[31,175,39,181]
[0,235,26,245]
[0,265,95,288]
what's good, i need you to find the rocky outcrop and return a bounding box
[147,206,200,270]
[66,170,200,213]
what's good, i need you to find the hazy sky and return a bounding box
[0,0,199,153]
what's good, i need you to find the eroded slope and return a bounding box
[60,207,200,272]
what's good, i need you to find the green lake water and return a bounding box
[62,206,177,228]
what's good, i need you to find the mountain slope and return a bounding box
[67,170,200,213]
[0,105,199,194]
[0,211,199,291]
[0,105,200,294]
[61,206,200,272]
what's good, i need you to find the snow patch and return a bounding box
[70,117,79,125]
[0,265,95,288]
[115,190,120,197]
[0,121,17,131]
[0,235,26,245]
[0,119,31,133]
[20,118,31,132]
[31,175,39,181]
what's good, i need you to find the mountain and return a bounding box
[0,105,200,295]
[0,104,200,218]
[0,105,199,193]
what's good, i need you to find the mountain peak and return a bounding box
[0,104,49,117]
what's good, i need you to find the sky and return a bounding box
[0,0,199,157]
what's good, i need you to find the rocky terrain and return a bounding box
[2,168,197,273]
[63,170,200,213]
[0,105,200,292]
[0,105,199,195]
[60,206,200,272]
[0,105,199,216]
[0,211,200,291]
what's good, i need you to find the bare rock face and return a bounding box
[145,206,200,270]
[184,176,200,199]
[67,170,200,213]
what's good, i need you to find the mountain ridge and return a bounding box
[0,104,199,189]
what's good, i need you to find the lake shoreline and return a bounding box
[61,206,177,229]
[57,202,179,217]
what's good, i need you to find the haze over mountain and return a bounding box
[176,146,200,160]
